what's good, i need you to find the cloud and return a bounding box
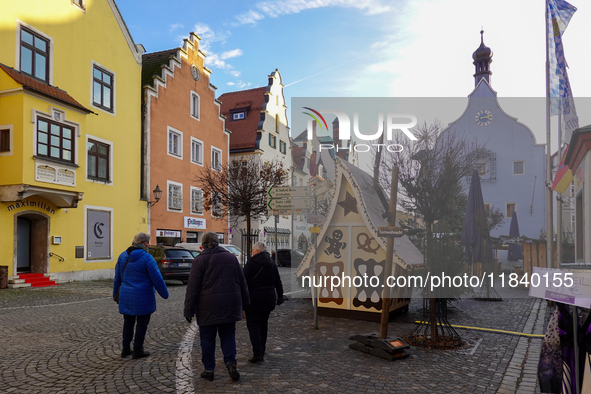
[220,49,243,60]
[235,0,391,25]
[227,82,236,86]
[230,71,241,77]
[192,23,241,72]
[169,23,184,33]
[237,81,252,88]
[235,10,265,24]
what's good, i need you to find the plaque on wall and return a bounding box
[57,169,75,185]
[36,165,56,182]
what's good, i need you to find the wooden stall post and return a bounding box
[380,167,399,339]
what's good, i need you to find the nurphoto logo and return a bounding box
[302,106,418,153]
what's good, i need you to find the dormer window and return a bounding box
[232,112,245,120]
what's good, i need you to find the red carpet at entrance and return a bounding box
[17,273,59,288]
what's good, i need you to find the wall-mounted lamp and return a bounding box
[148,184,162,207]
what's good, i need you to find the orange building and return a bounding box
[142,33,229,245]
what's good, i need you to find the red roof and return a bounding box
[0,64,92,113]
[218,86,267,151]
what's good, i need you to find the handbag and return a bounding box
[113,256,131,304]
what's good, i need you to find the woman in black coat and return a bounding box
[243,241,284,363]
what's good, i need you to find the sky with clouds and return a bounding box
[117,0,591,144]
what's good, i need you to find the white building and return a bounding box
[219,69,292,254]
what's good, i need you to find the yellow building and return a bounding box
[0,0,147,286]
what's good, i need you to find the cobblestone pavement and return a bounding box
[0,268,550,393]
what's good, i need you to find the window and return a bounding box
[20,27,49,82]
[168,182,183,211]
[232,112,245,120]
[279,140,286,154]
[191,138,203,165]
[475,162,487,176]
[241,161,247,168]
[211,147,222,171]
[506,203,516,218]
[92,65,114,112]
[275,114,279,133]
[211,192,223,217]
[87,139,110,182]
[269,133,276,149]
[190,92,200,120]
[0,129,10,152]
[72,0,85,10]
[513,161,524,174]
[168,128,182,158]
[191,187,204,215]
[36,118,74,164]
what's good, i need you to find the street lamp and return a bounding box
[148,185,162,207]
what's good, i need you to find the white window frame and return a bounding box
[190,91,200,121]
[85,134,113,185]
[0,124,13,157]
[32,107,80,166]
[90,61,116,116]
[190,137,203,166]
[513,161,525,175]
[190,186,204,215]
[232,112,245,120]
[211,146,222,172]
[167,126,183,159]
[16,21,54,85]
[167,180,183,212]
[506,202,517,218]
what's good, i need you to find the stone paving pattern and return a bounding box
[0,269,550,393]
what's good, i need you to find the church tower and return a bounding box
[473,30,493,87]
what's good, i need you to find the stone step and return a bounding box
[8,282,32,289]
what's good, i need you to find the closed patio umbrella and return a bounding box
[507,211,523,261]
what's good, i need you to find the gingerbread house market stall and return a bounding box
[296,157,424,321]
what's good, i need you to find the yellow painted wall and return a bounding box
[0,0,146,278]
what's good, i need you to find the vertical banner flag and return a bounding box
[547,0,579,143]
[551,144,574,194]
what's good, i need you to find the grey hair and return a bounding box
[201,232,219,249]
[253,241,267,253]
[133,232,151,244]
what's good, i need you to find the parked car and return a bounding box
[273,249,305,267]
[147,246,195,284]
[176,243,242,264]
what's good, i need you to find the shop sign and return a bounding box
[87,209,111,260]
[6,199,56,214]
[156,230,181,237]
[184,217,206,230]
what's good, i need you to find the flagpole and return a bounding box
[556,114,563,267]
[545,0,554,269]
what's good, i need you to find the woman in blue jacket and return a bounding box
[113,232,169,359]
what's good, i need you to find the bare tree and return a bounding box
[376,120,483,345]
[194,156,288,257]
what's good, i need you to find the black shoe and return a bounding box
[200,371,214,381]
[248,356,264,363]
[121,348,132,358]
[227,363,240,381]
[132,349,150,359]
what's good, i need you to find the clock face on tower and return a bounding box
[475,109,493,126]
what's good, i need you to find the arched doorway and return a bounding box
[15,211,49,274]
